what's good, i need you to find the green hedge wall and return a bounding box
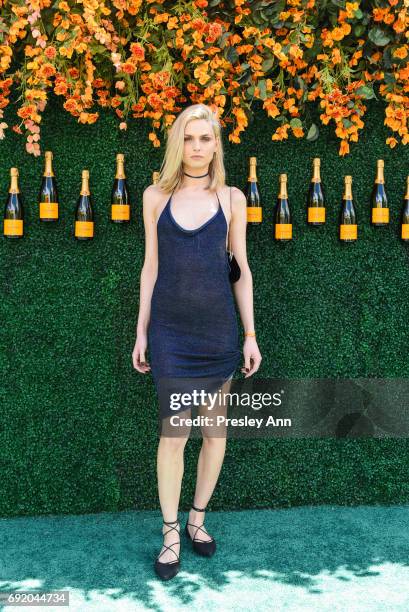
[1,93,409,518]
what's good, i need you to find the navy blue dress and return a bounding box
[148,187,241,417]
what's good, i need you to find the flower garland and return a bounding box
[0,0,407,156]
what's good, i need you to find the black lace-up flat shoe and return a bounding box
[185,504,216,558]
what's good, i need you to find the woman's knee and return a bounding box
[200,430,227,443]
[159,434,189,451]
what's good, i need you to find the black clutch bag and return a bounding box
[227,186,241,283]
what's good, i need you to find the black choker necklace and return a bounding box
[183,171,209,178]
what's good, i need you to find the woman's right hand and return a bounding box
[132,334,151,373]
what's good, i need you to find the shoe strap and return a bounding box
[158,520,180,562]
[157,541,180,562]
[163,520,180,536]
[187,521,214,543]
[191,503,207,512]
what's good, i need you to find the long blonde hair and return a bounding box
[157,104,226,193]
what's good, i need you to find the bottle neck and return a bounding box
[44,156,54,177]
[116,160,125,179]
[344,183,352,200]
[81,179,90,195]
[9,176,19,193]
[375,162,384,184]
[312,163,321,183]
[248,164,257,182]
[279,181,288,199]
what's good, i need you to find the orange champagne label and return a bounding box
[275,223,292,239]
[111,204,130,221]
[4,219,23,235]
[402,224,409,240]
[247,207,262,222]
[40,202,58,219]
[340,224,357,240]
[308,207,325,223]
[75,220,94,237]
[372,207,389,223]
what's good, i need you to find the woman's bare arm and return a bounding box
[133,185,160,372]
[229,186,262,377]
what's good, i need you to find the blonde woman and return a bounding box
[133,103,262,580]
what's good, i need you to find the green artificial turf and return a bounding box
[1,505,409,611]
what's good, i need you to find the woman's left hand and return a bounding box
[241,336,262,378]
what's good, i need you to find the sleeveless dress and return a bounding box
[148,187,241,418]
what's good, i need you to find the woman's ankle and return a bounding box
[189,509,204,519]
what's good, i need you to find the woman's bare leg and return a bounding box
[156,414,191,563]
[187,376,232,540]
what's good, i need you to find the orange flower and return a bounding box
[153,13,169,25]
[331,23,351,42]
[17,104,37,119]
[132,100,146,112]
[68,68,80,79]
[331,48,342,65]
[26,89,47,101]
[122,62,136,75]
[386,136,398,148]
[272,124,289,141]
[339,140,350,155]
[111,96,122,108]
[373,9,387,22]
[151,71,170,88]
[207,23,223,43]
[393,46,408,60]
[292,126,304,138]
[39,64,56,79]
[63,98,78,113]
[194,61,211,85]
[79,111,99,124]
[263,98,280,118]
[130,43,145,61]
[167,17,179,30]
[345,2,359,19]
[147,93,162,109]
[44,46,57,60]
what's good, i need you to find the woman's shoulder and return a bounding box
[224,185,247,206]
[143,183,170,200]
[142,185,173,221]
[142,184,173,211]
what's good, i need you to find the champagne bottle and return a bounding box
[245,157,262,224]
[111,153,130,223]
[74,170,94,240]
[339,175,357,242]
[39,151,59,221]
[371,159,389,225]
[307,157,325,225]
[3,167,24,238]
[152,171,160,184]
[274,174,292,241]
[401,176,409,242]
